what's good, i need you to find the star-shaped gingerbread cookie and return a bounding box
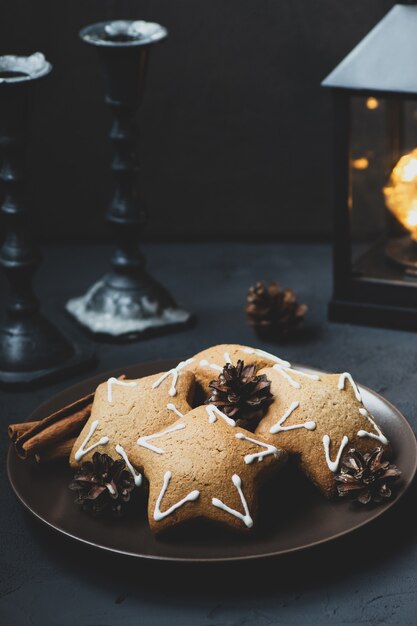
[126,404,287,534]
[255,367,389,497]
[186,344,291,392]
[69,365,196,489]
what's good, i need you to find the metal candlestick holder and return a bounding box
[0,53,94,385]
[66,20,191,339]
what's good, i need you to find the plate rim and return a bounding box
[7,359,417,563]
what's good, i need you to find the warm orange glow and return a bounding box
[352,157,369,170]
[366,97,379,110]
[384,149,417,241]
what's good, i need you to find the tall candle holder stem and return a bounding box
[66,20,191,339]
[0,53,94,385]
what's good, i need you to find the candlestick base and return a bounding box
[0,315,95,386]
[66,272,192,340]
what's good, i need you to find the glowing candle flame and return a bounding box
[384,149,417,242]
[352,157,369,170]
[366,97,379,110]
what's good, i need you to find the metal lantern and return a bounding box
[323,2,417,331]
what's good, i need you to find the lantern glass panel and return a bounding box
[404,100,417,153]
[350,95,417,284]
[350,96,390,281]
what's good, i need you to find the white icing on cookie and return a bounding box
[338,372,362,402]
[166,403,184,418]
[115,443,142,486]
[205,404,236,427]
[152,358,194,397]
[357,408,388,445]
[74,420,109,461]
[199,359,223,372]
[269,401,316,434]
[154,471,200,521]
[137,423,186,454]
[242,347,290,367]
[272,364,320,389]
[285,367,320,381]
[107,377,138,403]
[272,365,302,389]
[212,474,253,528]
[235,433,278,464]
[322,434,349,472]
[199,352,233,371]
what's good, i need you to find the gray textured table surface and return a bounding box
[1,243,416,626]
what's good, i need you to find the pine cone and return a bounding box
[246,281,307,339]
[335,448,401,505]
[207,360,272,423]
[69,452,135,517]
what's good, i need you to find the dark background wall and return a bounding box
[0,0,393,241]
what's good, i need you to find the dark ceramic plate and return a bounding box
[7,359,417,563]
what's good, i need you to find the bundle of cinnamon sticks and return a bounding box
[8,392,95,463]
[8,375,127,464]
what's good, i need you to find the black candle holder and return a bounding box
[66,20,191,339]
[0,53,94,385]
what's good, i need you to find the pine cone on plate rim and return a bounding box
[246,281,307,339]
[207,359,272,424]
[335,447,401,505]
[69,451,135,517]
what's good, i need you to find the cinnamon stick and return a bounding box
[8,421,39,442]
[18,407,92,459]
[15,391,95,459]
[35,437,77,463]
[12,375,126,460]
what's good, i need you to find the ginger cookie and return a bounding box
[255,367,389,498]
[127,404,287,534]
[69,367,196,490]
[187,344,291,392]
